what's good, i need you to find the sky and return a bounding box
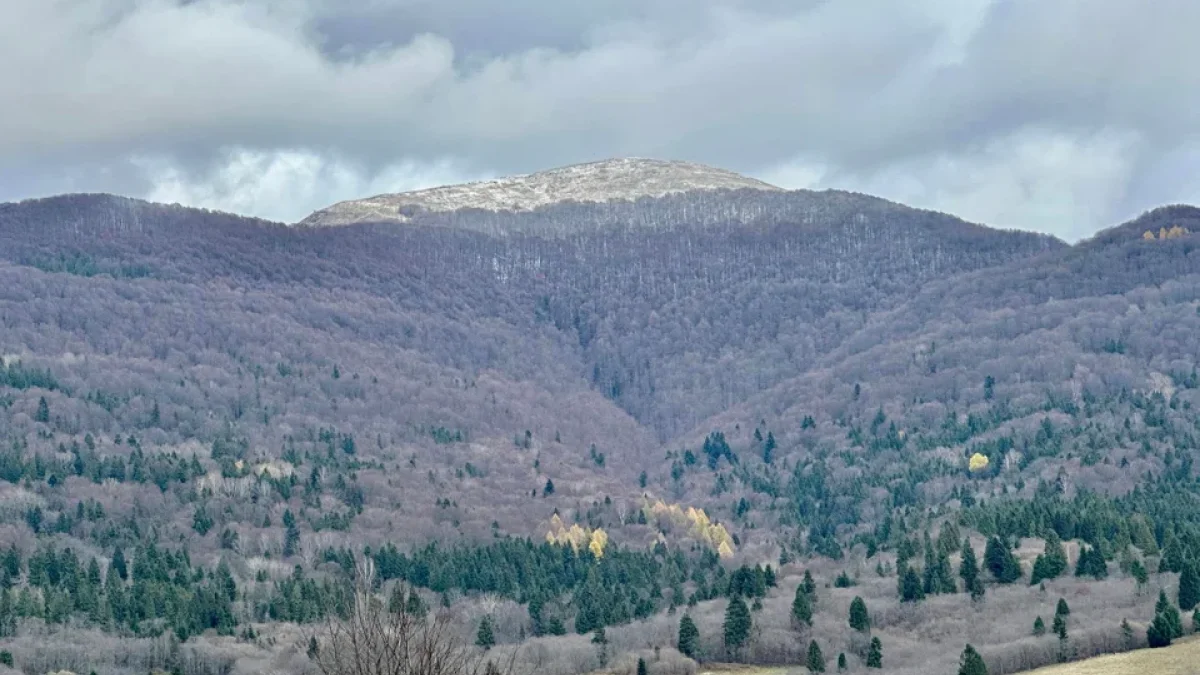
[2,0,1199,240]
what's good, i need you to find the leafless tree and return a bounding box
[308,559,515,675]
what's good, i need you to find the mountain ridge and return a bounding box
[298,157,783,227]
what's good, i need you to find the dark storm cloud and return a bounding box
[0,0,1197,238]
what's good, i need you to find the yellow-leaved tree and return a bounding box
[968,453,990,473]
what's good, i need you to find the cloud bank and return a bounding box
[1,0,1198,237]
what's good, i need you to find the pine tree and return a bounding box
[35,397,49,424]
[723,596,752,656]
[837,652,847,671]
[542,479,555,496]
[984,536,1021,583]
[1033,616,1045,636]
[848,596,870,632]
[1074,546,1108,580]
[958,644,988,675]
[899,565,924,602]
[678,614,699,659]
[1055,598,1070,618]
[792,584,813,627]
[806,639,826,673]
[1052,614,1067,641]
[1179,563,1200,611]
[1032,531,1070,584]
[1148,611,1174,648]
[866,637,883,668]
[406,590,427,617]
[476,615,495,650]
[637,657,648,675]
[802,570,817,597]
[960,539,984,599]
[1154,590,1184,638]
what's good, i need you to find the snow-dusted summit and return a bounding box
[298,158,781,227]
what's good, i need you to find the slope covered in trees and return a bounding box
[0,184,1198,674]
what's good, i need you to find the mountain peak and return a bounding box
[298,158,781,227]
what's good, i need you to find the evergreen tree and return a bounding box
[802,570,817,597]
[848,596,870,632]
[1033,616,1046,636]
[678,615,699,659]
[637,658,647,675]
[111,547,128,581]
[1052,614,1067,641]
[1154,590,1184,638]
[543,479,555,497]
[723,596,752,656]
[476,615,495,650]
[837,652,847,671]
[984,536,1021,584]
[792,584,813,627]
[1131,558,1149,592]
[960,539,984,600]
[1148,612,1174,648]
[35,397,50,424]
[388,584,406,614]
[1055,598,1070,618]
[1073,546,1108,580]
[1031,531,1069,585]
[806,639,826,673]
[958,644,988,675]
[1179,563,1200,612]
[866,637,883,669]
[406,590,427,617]
[898,565,924,602]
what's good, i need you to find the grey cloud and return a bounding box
[0,0,1198,236]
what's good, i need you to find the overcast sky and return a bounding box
[2,0,1199,240]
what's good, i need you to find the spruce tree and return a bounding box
[866,637,883,668]
[848,596,870,632]
[1154,590,1184,638]
[899,565,924,602]
[792,584,813,627]
[1178,563,1200,611]
[637,657,648,675]
[1052,614,1067,641]
[723,596,752,656]
[984,536,1021,583]
[1033,616,1045,636]
[960,539,984,599]
[678,615,699,659]
[1055,598,1070,618]
[802,570,817,597]
[806,639,826,673]
[837,653,847,671]
[476,615,495,650]
[958,644,988,675]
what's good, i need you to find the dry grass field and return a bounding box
[691,640,1200,675]
[1021,638,1200,675]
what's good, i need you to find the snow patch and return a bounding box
[299,158,781,227]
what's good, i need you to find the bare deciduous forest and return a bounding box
[1,189,1199,674]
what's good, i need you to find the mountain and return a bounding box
[1,167,1198,675]
[299,158,782,229]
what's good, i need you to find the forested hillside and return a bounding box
[0,186,1198,675]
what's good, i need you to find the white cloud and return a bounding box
[137,150,483,222]
[790,129,1142,241]
[2,0,1200,236]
